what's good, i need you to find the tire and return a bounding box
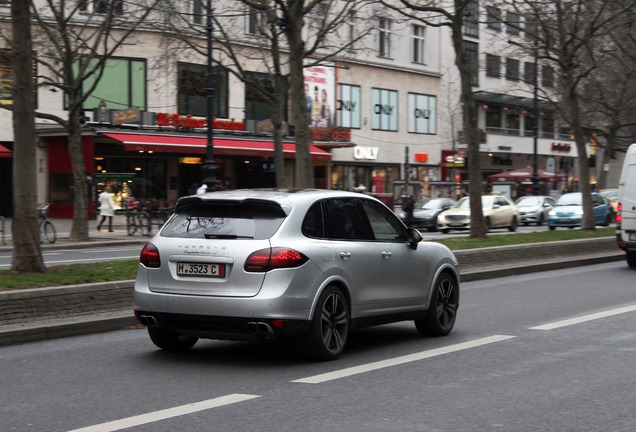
[43,220,57,244]
[148,327,198,351]
[627,251,636,268]
[299,286,349,361]
[549,226,556,231]
[440,228,450,234]
[139,213,152,236]
[508,216,518,232]
[537,215,544,226]
[415,272,459,337]
[484,217,491,233]
[127,213,137,236]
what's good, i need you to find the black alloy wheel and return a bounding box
[300,286,349,361]
[415,272,459,337]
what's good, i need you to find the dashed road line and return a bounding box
[292,334,516,384]
[66,393,260,432]
[530,304,636,330]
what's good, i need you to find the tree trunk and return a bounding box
[451,11,486,239]
[285,0,313,188]
[67,93,90,241]
[11,0,45,273]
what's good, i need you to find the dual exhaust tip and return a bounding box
[137,314,274,335]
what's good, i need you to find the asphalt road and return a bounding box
[1,261,634,432]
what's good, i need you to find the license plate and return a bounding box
[629,234,636,241]
[558,219,571,223]
[177,262,225,277]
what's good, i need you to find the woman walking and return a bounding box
[97,186,115,232]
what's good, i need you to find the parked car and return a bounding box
[547,192,612,230]
[399,197,456,231]
[515,195,555,226]
[134,189,460,360]
[617,143,636,267]
[436,194,520,233]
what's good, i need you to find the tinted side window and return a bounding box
[360,200,407,241]
[325,199,373,240]
[302,202,325,238]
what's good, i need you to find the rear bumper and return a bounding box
[616,233,636,252]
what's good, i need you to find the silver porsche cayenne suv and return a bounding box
[134,189,460,360]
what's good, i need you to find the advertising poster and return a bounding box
[303,60,335,128]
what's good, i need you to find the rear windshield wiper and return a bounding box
[204,233,254,239]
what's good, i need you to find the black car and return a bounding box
[400,197,456,231]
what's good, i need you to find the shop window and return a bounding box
[177,62,228,118]
[79,57,146,110]
[371,88,398,131]
[408,93,436,134]
[337,84,361,129]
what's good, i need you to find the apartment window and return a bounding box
[408,93,436,134]
[411,25,426,64]
[378,18,392,58]
[464,41,479,86]
[524,61,536,84]
[371,88,398,131]
[80,57,146,110]
[347,11,356,51]
[192,1,203,25]
[486,54,501,78]
[337,84,361,129]
[542,65,554,88]
[79,0,123,15]
[485,107,502,129]
[463,0,479,38]
[506,11,521,35]
[486,7,501,31]
[177,62,228,118]
[246,5,262,35]
[506,58,520,81]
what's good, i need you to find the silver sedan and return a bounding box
[134,189,460,360]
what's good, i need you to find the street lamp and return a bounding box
[202,0,220,190]
[531,40,540,194]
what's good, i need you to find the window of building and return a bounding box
[506,11,521,35]
[246,5,262,34]
[524,61,536,84]
[464,41,479,86]
[408,93,436,134]
[485,106,502,130]
[244,71,282,121]
[337,84,361,129]
[371,88,398,131]
[411,24,426,64]
[192,0,203,25]
[347,11,356,52]
[378,18,392,58]
[486,7,501,31]
[505,58,520,81]
[79,0,123,15]
[81,57,146,110]
[486,54,501,78]
[464,0,479,38]
[542,65,554,88]
[542,112,554,138]
[177,62,228,118]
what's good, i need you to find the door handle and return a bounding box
[381,251,392,259]
[339,252,352,260]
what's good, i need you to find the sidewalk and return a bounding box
[0,215,150,250]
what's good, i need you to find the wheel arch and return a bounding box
[307,276,352,321]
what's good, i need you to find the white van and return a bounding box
[617,143,636,267]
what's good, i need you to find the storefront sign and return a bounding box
[354,146,379,160]
[311,127,351,142]
[112,107,141,125]
[156,113,244,131]
[551,142,572,153]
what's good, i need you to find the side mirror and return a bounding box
[408,228,422,250]
[493,204,501,209]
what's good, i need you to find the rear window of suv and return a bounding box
[161,203,285,240]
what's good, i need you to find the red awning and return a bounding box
[488,168,565,182]
[0,144,12,158]
[100,133,331,161]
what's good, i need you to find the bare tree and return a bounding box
[509,0,635,229]
[28,0,158,241]
[159,0,372,188]
[382,0,487,238]
[10,0,45,273]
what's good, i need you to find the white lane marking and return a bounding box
[292,335,516,384]
[530,304,636,330]
[66,393,260,432]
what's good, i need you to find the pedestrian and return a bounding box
[97,186,115,232]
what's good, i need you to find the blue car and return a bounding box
[547,192,612,230]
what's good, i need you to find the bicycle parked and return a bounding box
[38,203,57,244]
[126,200,151,236]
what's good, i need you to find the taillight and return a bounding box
[140,243,161,268]
[617,203,622,230]
[244,247,309,272]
